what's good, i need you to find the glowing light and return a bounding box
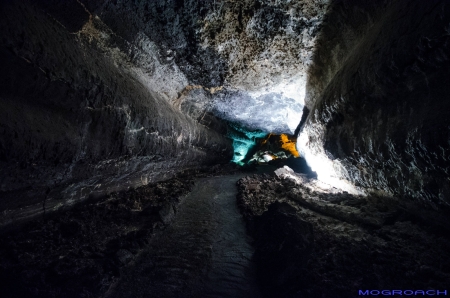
[228,124,268,163]
[279,134,300,157]
[297,131,363,195]
[262,154,274,162]
[232,139,253,163]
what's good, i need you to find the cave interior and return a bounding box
[1,0,450,297]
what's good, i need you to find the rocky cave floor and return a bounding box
[0,164,239,298]
[1,165,450,298]
[237,169,450,297]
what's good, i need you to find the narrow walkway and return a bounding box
[110,174,262,298]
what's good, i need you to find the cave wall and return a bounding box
[303,0,450,209]
[80,0,328,133]
[80,0,327,91]
[0,0,330,226]
[0,1,233,226]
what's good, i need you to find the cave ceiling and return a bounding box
[81,0,329,134]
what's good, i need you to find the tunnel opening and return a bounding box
[226,121,268,164]
[226,121,317,178]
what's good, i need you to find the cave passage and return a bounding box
[110,174,262,298]
[1,0,450,297]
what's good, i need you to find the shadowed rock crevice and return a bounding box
[252,201,314,297]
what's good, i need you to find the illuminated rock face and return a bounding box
[202,0,326,133]
[80,0,327,133]
[213,91,303,134]
[300,1,450,208]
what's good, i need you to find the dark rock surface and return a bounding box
[0,167,238,298]
[237,172,450,297]
[253,201,313,297]
[300,0,450,209]
[109,173,262,298]
[0,1,232,226]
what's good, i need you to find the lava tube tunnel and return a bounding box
[1,1,450,297]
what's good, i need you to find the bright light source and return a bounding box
[297,131,364,195]
[232,139,253,163]
[228,125,268,163]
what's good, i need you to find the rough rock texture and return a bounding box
[237,172,450,297]
[109,173,261,298]
[80,0,327,90]
[81,0,328,133]
[203,0,327,132]
[300,0,450,209]
[0,175,191,298]
[0,1,232,226]
[0,166,238,298]
[212,89,303,134]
